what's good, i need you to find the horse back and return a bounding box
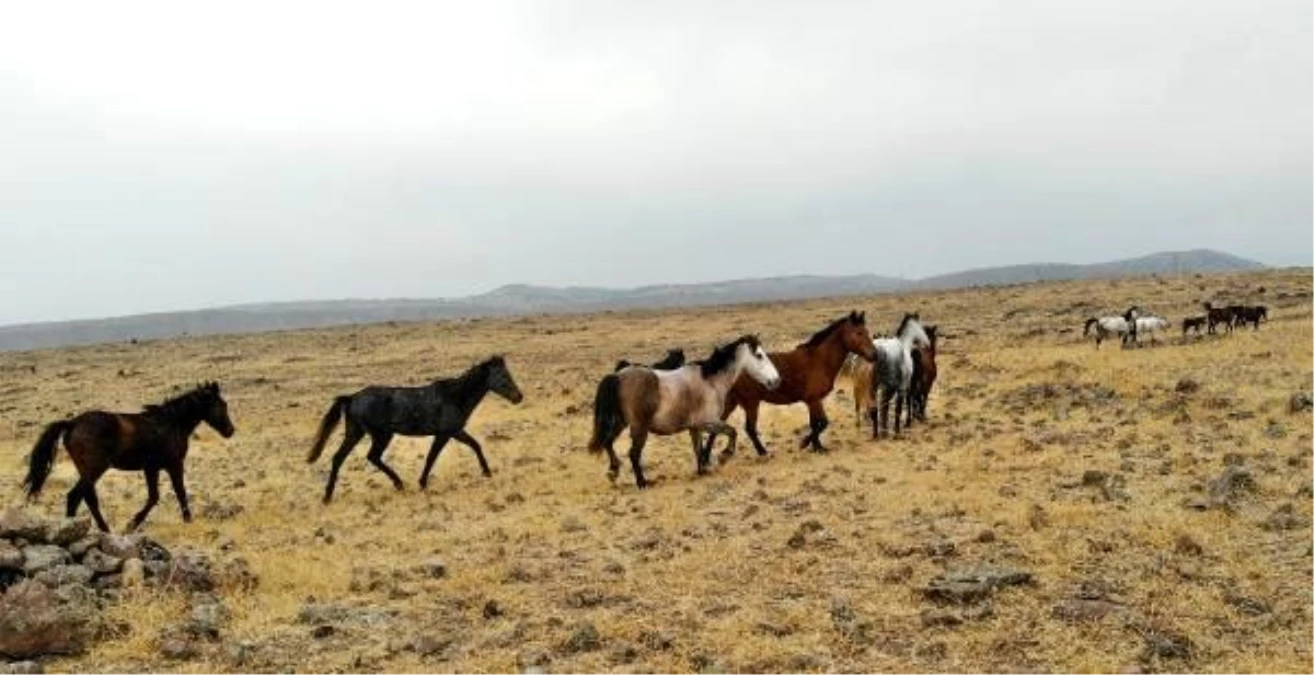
[64,410,175,470]
[617,368,662,430]
[735,349,825,404]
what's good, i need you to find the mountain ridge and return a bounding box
[0,248,1268,352]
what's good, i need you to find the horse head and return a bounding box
[838,311,878,361]
[199,381,235,438]
[485,356,525,404]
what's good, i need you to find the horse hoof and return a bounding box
[482,470,493,479]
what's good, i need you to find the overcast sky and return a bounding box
[1,1,1309,325]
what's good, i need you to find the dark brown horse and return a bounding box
[1233,305,1268,329]
[1203,302,1235,334]
[1182,316,1207,336]
[908,325,939,423]
[22,382,235,532]
[715,311,878,456]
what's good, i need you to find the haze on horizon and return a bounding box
[1,1,1310,326]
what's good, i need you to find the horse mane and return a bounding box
[144,382,219,419]
[798,311,864,349]
[698,335,760,378]
[434,357,501,396]
[895,313,921,339]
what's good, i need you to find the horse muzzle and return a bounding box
[765,376,782,390]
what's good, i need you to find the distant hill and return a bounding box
[0,249,1264,352]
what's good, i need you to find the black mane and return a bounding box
[895,313,920,338]
[144,382,219,420]
[435,357,501,396]
[699,335,760,378]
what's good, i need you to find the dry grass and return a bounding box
[2,268,1311,673]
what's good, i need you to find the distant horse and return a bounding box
[1130,315,1170,346]
[1203,302,1235,334]
[1182,316,1207,336]
[23,382,235,532]
[850,314,932,438]
[908,325,939,422]
[1083,316,1133,348]
[308,356,524,503]
[615,348,685,372]
[713,311,878,456]
[1233,305,1268,330]
[589,335,780,488]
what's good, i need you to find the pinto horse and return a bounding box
[714,311,878,456]
[23,382,235,532]
[615,348,685,372]
[589,335,780,488]
[308,356,524,503]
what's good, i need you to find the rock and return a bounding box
[162,551,214,592]
[219,556,259,590]
[159,635,198,660]
[138,537,172,563]
[199,501,244,521]
[1205,465,1256,509]
[923,565,1034,605]
[921,603,993,627]
[786,519,834,549]
[517,647,551,670]
[1082,470,1110,486]
[0,510,46,542]
[67,536,100,559]
[639,629,674,651]
[1289,392,1313,413]
[608,640,639,664]
[1140,629,1192,662]
[559,621,601,654]
[310,625,335,639]
[98,534,142,560]
[21,545,70,574]
[297,603,350,624]
[1261,503,1302,531]
[1223,591,1271,616]
[0,540,22,571]
[34,564,94,588]
[1052,598,1125,623]
[1175,378,1200,394]
[881,563,914,584]
[1174,534,1204,556]
[44,519,90,547]
[187,594,230,639]
[81,548,122,575]
[121,559,145,588]
[420,559,447,579]
[0,580,98,658]
[0,661,42,674]
[483,599,503,619]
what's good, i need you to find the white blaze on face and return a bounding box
[740,344,781,388]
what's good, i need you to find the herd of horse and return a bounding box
[1083,301,1268,348]
[18,311,943,530]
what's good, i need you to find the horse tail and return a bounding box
[307,396,351,463]
[23,420,72,499]
[589,374,624,454]
[1083,318,1096,335]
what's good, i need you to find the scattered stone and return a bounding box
[121,559,145,588]
[1174,378,1200,395]
[0,540,22,571]
[409,634,451,657]
[161,551,215,592]
[1223,591,1271,616]
[80,548,122,575]
[1082,470,1110,486]
[608,640,639,664]
[0,661,42,674]
[139,537,172,563]
[1261,503,1302,531]
[1174,534,1203,557]
[923,565,1034,605]
[21,545,70,574]
[1289,392,1313,413]
[786,519,834,549]
[297,603,350,624]
[0,510,46,542]
[159,635,198,660]
[1052,598,1125,623]
[881,563,914,584]
[1140,628,1193,663]
[1028,504,1049,530]
[199,501,244,521]
[44,519,90,547]
[98,534,142,560]
[310,625,335,639]
[0,580,98,658]
[483,599,503,619]
[34,564,94,589]
[922,603,994,627]
[219,556,259,590]
[639,629,674,652]
[1206,465,1256,509]
[187,593,230,639]
[975,529,996,544]
[420,559,447,579]
[67,536,99,559]
[559,621,601,653]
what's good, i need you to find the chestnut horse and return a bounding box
[23,382,235,532]
[715,311,878,456]
[908,325,939,422]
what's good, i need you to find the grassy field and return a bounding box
[2,268,1311,673]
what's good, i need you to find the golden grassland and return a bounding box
[2,269,1311,673]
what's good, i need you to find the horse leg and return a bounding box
[128,468,161,532]
[165,463,192,523]
[690,430,709,475]
[628,426,650,489]
[604,439,622,483]
[81,481,112,533]
[453,430,493,478]
[365,431,404,491]
[323,421,365,504]
[894,389,905,435]
[418,434,452,490]
[65,483,84,518]
[803,400,829,453]
[742,401,770,457]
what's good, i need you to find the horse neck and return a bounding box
[706,358,747,399]
[147,404,207,437]
[811,332,856,377]
[445,367,491,414]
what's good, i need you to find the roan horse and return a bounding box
[854,314,932,437]
[23,382,235,532]
[713,312,878,456]
[615,348,685,372]
[589,335,781,488]
[308,356,524,503]
[1083,316,1133,348]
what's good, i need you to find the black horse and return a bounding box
[23,382,235,532]
[308,356,524,503]
[614,348,685,372]
[1182,316,1207,336]
[1234,305,1268,330]
[1203,302,1235,334]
